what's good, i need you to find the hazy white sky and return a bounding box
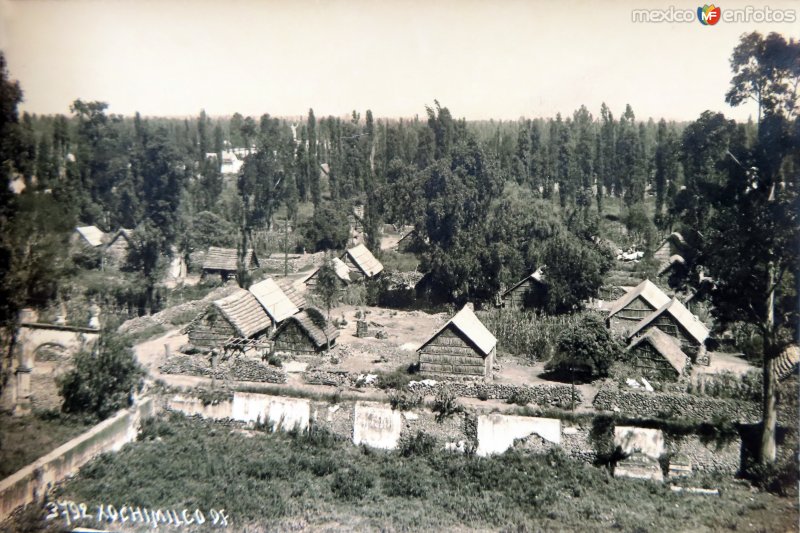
[1,0,797,121]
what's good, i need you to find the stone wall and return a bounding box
[160,355,287,384]
[593,386,761,423]
[409,381,583,407]
[0,398,158,522]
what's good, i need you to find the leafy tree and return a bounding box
[653,119,680,225]
[597,103,616,202]
[534,231,613,314]
[312,259,339,319]
[547,314,622,380]
[59,333,145,421]
[300,202,350,252]
[706,31,800,464]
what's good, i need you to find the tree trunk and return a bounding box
[760,260,778,464]
[760,349,778,463]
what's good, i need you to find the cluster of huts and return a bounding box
[71,225,137,269]
[185,277,339,358]
[188,243,386,359]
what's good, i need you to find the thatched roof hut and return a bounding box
[500,267,545,309]
[105,228,134,267]
[628,297,710,353]
[303,257,351,288]
[73,226,106,248]
[626,327,688,380]
[417,304,497,381]
[273,309,340,356]
[342,243,383,279]
[772,344,799,381]
[606,279,671,334]
[202,247,258,280]
[186,288,272,351]
[249,278,302,325]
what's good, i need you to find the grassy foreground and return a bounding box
[20,412,797,532]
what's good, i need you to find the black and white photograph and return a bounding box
[0,0,798,531]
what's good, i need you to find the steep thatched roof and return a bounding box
[501,267,545,298]
[249,278,300,323]
[629,297,710,345]
[607,279,671,319]
[275,277,306,310]
[344,244,384,277]
[627,327,687,373]
[418,304,497,356]
[279,309,340,348]
[658,254,686,276]
[203,247,256,272]
[212,288,271,338]
[304,257,351,285]
[75,226,106,247]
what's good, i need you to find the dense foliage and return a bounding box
[58,334,145,421]
[547,314,623,380]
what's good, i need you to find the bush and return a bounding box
[546,314,622,380]
[267,354,283,367]
[330,467,374,501]
[59,334,145,421]
[432,384,463,421]
[376,365,414,390]
[389,390,424,411]
[400,431,438,457]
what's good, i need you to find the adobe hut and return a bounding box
[303,257,351,289]
[272,309,339,356]
[500,267,545,309]
[105,228,134,268]
[249,278,305,328]
[417,304,497,381]
[628,297,710,360]
[202,246,258,281]
[626,327,688,381]
[342,243,383,281]
[186,288,272,353]
[606,279,671,334]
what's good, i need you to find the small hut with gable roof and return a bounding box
[417,303,497,381]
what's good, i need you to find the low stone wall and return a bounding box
[160,355,287,384]
[0,398,158,522]
[593,386,761,423]
[409,382,583,407]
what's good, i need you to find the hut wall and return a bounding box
[636,317,701,358]
[342,255,366,281]
[202,268,235,281]
[188,308,237,351]
[503,279,543,309]
[629,343,681,381]
[419,326,488,379]
[105,238,130,268]
[609,297,656,332]
[274,322,321,356]
[654,243,672,265]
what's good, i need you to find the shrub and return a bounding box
[546,314,622,380]
[389,390,424,411]
[400,431,438,457]
[267,354,283,367]
[330,467,374,501]
[432,384,463,421]
[59,334,145,421]
[376,365,414,390]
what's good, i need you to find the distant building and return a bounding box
[654,232,686,266]
[500,267,545,309]
[303,257,351,289]
[772,344,799,382]
[202,247,258,281]
[606,279,671,334]
[272,309,339,356]
[626,327,689,381]
[186,288,272,352]
[627,297,710,359]
[341,244,384,281]
[72,226,107,248]
[104,228,134,268]
[417,303,497,381]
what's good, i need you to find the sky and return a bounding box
[0,0,797,122]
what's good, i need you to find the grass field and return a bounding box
[0,412,91,479]
[37,412,799,532]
